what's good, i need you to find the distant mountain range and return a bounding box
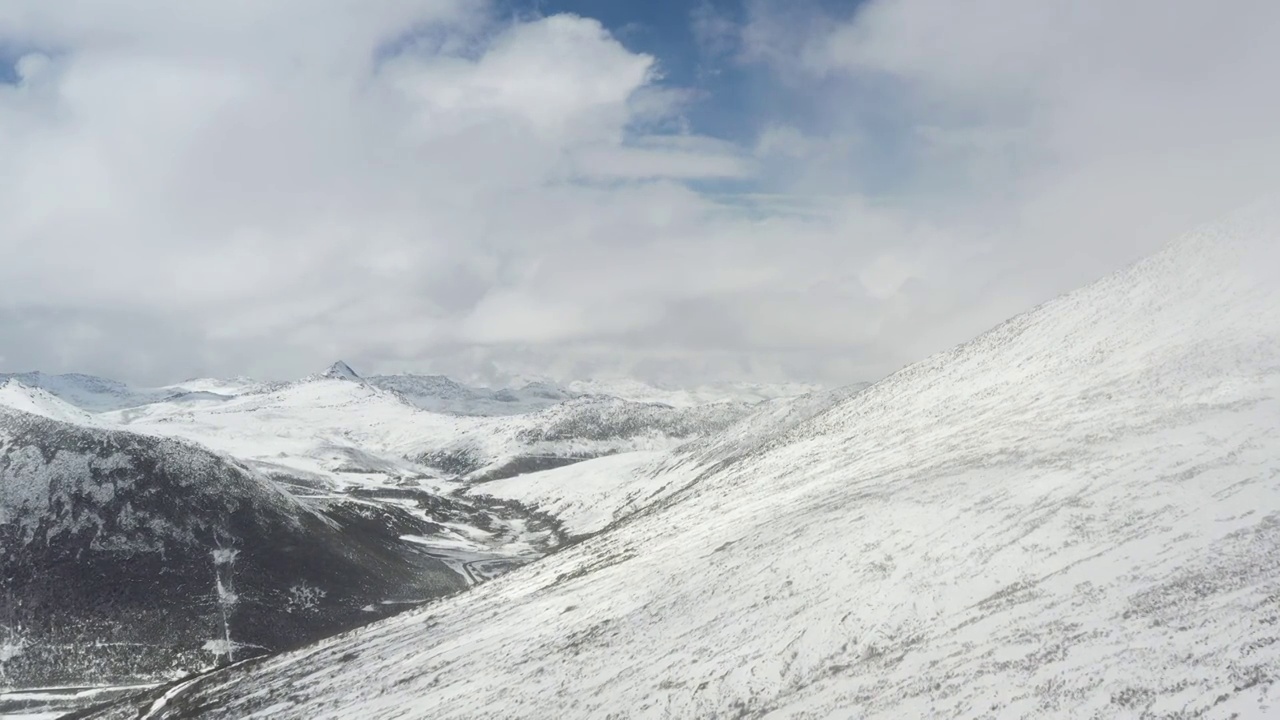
[0,364,816,417]
[0,363,816,697]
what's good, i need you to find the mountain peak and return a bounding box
[322,361,361,381]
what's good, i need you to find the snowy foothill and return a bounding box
[73,200,1280,718]
[473,451,671,536]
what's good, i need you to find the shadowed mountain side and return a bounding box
[0,408,465,688]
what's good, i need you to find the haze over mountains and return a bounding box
[35,199,1277,719]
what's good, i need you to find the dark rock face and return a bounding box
[0,408,465,688]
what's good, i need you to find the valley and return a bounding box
[0,366,773,718]
[33,199,1280,719]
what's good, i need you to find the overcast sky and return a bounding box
[2,0,1279,387]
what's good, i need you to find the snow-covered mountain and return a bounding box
[414,394,754,482]
[0,371,171,412]
[366,372,577,416]
[94,370,754,489]
[81,200,1280,718]
[0,379,102,426]
[0,361,776,494]
[0,362,798,705]
[467,384,875,537]
[317,360,360,381]
[0,403,470,689]
[0,363,798,419]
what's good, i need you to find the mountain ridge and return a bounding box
[0,365,812,418]
[74,199,1280,718]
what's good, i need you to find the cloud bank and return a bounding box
[1,0,1278,386]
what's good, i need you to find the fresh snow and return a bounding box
[470,388,874,538]
[3,368,809,713]
[366,374,577,416]
[473,451,669,536]
[318,361,361,381]
[97,200,1280,718]
[0,381,102,426]
[0,364,777,496]
[0,372,170,412]
[97,377,751,489]
[567,377,823,408]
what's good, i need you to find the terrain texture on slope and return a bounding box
[79,204,1280,718]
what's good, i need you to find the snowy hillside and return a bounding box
[0,363,769,491]
[0,364,790,421]
[86,201,1280,719]
[0,406,467,689]
[102,371,753,488]
[567,377,823,408]
[0,372,170,412]
[0,362,780,707]
[0,380,102,426]
[416,395,753,482]
[366,373,576,416]
[472,451,670,536]
[471,386,873,537]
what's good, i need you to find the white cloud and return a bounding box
[736,0,1280,365]
[1,0,1277,387]
[384,14,652,139]
[0,4,785,383]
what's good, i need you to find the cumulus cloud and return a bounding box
[1,0,1278,386]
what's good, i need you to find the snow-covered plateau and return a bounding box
[61,199,1280,718]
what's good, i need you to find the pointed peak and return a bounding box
[321,361,361,381]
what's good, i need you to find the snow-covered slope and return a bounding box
[567,377,823,408]
[471,387,873,537]
[163,376,269,396]
[366,373,576,416]
[0,406,465,689]
[103,376,752,488]
[103,376,455,490]
[0,360,768,491]
[416,395,753,482]
[670,383,872,471]
[0,380,102,426]
[472,451,669,536]
[0,372,170,412]
[97,200,1280,719]
[0,367,798,703]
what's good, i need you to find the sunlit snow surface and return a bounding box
[81,200,1280,718]
[475,451,670,536]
